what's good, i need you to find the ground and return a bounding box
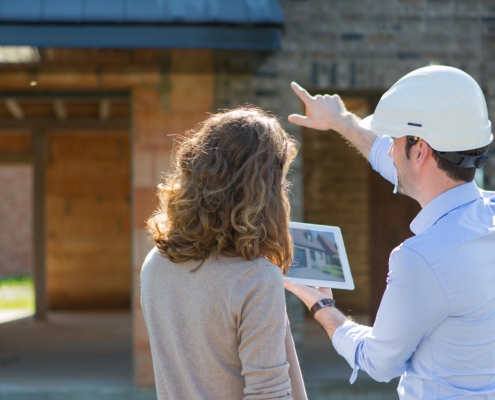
[0,311,398,400]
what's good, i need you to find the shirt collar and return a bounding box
[410,181,482,235]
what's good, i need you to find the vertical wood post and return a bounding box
[33,129,47,320]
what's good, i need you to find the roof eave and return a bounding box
[0,23,282,50]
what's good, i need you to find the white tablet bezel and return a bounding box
[285,221,355,290]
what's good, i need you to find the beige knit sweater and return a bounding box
[140,247,307,400]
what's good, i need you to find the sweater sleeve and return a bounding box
[285,317,308,400]
[231,262,294,400]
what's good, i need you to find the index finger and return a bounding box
[291,82,313,104]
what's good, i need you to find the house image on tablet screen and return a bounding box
[288,229,345,282]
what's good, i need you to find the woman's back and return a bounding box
[141,248,304,400]
[141,106,306,399]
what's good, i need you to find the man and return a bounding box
[285,66,495,399]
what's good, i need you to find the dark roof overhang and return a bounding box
[0,0,284,50]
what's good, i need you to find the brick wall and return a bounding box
[274,0,495,189]
[0,133,32,278]
[0,164,33,278]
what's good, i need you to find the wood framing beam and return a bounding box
[33,129,47,321]
[5,98,24,120]
[99,99,111,120]
[53,99,67,120]
[0,119,129,130]
[0,153,31,163]
[0,92,129,102]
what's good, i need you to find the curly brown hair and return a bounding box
[147,106,298,274]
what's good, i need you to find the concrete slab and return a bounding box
[0,311,157,399]
[0,309,33,324]
[0,311,398,400]
[301,316,399,399]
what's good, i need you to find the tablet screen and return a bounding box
[285,221,355,290]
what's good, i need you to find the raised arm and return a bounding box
[289,82,378,160]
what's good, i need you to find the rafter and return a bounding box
[5,98,24,120]
[53,99,67,120]
[99,99,111,120]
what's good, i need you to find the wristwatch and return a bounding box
[310,298,336,315]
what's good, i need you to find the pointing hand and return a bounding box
[288,82,350,132]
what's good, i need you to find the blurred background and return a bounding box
[0,1,493,399]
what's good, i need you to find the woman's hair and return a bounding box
[147,106,298,274]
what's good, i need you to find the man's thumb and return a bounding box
[288,114,314,128]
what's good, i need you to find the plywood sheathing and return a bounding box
[46,132,131,309]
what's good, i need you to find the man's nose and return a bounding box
[388,142,394,158]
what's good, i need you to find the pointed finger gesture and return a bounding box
[288,82,348,132]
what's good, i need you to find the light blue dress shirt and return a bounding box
[332,135,495,399]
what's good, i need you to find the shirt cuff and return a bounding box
[332,320,373,384]
[369,135,397,185]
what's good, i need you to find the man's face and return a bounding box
[389,136,415,197]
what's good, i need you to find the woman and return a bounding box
[141,106,307,400]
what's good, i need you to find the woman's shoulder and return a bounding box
[229,257,287,316]
[140,246,171,276]
[231,257,284,289]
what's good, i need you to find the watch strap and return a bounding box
[310,298,336,315]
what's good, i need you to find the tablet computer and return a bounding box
[285,221,355,290]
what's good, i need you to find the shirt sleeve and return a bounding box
[369,135,397,186]
[231,263,294,400]
[332,246,450,383]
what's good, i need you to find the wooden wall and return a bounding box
[46,132,131,309]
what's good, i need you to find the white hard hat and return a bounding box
[360,65,493,152]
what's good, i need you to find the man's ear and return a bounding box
[414,140,432,167]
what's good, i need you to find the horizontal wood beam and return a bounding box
[0,153,31,163]
[0,71,160,89]
[0,92,129,102]
[0,119,129,130]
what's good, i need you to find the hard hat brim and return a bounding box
[359,115,375,132]
[359,114,494,152]
[359,114,403,139]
